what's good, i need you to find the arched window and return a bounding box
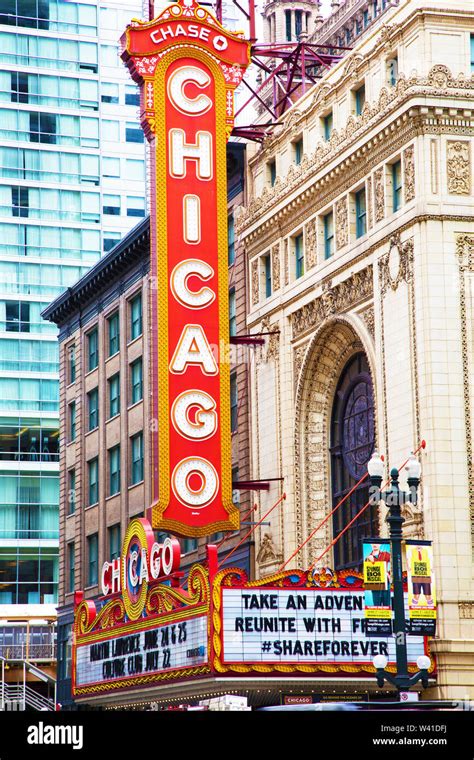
[330,353,377,570]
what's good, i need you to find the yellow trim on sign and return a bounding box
[150,46,237,538]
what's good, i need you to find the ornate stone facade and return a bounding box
[305,218,318,270]
[271,243,281,291]
[447,141,471,195]
[335,197,348,250]
[251,258,259,306]
[374,167,385,222]
[403,144,415,203]
[242,1,474,700]
[292,267,373,339]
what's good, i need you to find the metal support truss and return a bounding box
[232,40,350,141]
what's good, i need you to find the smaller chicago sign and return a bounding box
[73,518,211,698]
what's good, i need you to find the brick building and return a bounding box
[43,142,252,708]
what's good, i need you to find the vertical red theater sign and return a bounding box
[121,1,249,536]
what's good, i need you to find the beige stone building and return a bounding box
[238,0,474,698]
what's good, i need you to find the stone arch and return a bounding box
[293,314,378,569]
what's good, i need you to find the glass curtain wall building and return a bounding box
[0,0,146,613]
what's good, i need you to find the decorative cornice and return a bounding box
[291,265,373,340]
[239,66,474,238]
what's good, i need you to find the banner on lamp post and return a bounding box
[405,540,437,636]
[362,539,392,636]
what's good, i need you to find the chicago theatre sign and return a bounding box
[121,0,250,537]
[72,3,435,703]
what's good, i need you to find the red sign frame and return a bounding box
[121,1,250,537]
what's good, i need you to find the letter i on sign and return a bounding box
[121,0,250,536]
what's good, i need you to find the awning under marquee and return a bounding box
[78,675,434,709]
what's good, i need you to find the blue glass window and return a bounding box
[355,188,367,238]
[324,212,334,258]
[392,160,402,211]
[295,234,304,278]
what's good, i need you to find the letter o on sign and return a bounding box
[172,457,219,508]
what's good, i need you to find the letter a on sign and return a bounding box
[121,1,249,536]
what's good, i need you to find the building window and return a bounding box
[232,465,240,506]
[230,372,238,433]
[67,543,75,593]
[354,84,365,115]
[109,524,121,561]
[69,402,76,442]
[87,328,98,371]
[127,196,145,217]
[68,470,76,515]
[228,213,235,265]
[87,533,98,586]
[323,211,334,259]
[295,234,304,279]
[103,194,120,215]
[88,388,99,431]
[4,301,29,332]
[101,82,119,104]
[109,445,120,496]
[29,112,56,144]
[109,374,120,418]
[125,122,144,143]
[11,72,28,103]
[268,159,276,187]
[392,160,402,211]
[295,9,302,37]
[103,157,120,178]
[387,55,398,86]
[131,358,143,404]
[182,538,198,554]
[108,312,120,356]
[285,9,292,41]
[331,353,376,571]
[125,84,139,106]
[323,111,333,141]
[103,233,120,252]
[471,35,474,73]
[293,138,303,165]
[88,457,99,506]
[68,344,76,384]
[229,288,236,337]
[130,293,142,340]
[131,432,144,485]
[363,9,369,27]
[355,188,367,238]
[263,254,272,297]
[12,186,29,217]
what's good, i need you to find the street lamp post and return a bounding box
[367,452,431,693]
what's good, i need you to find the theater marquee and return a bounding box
[121,1,250,537]
[72,520,435,701]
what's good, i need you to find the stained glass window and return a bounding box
[330,353,377,570]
